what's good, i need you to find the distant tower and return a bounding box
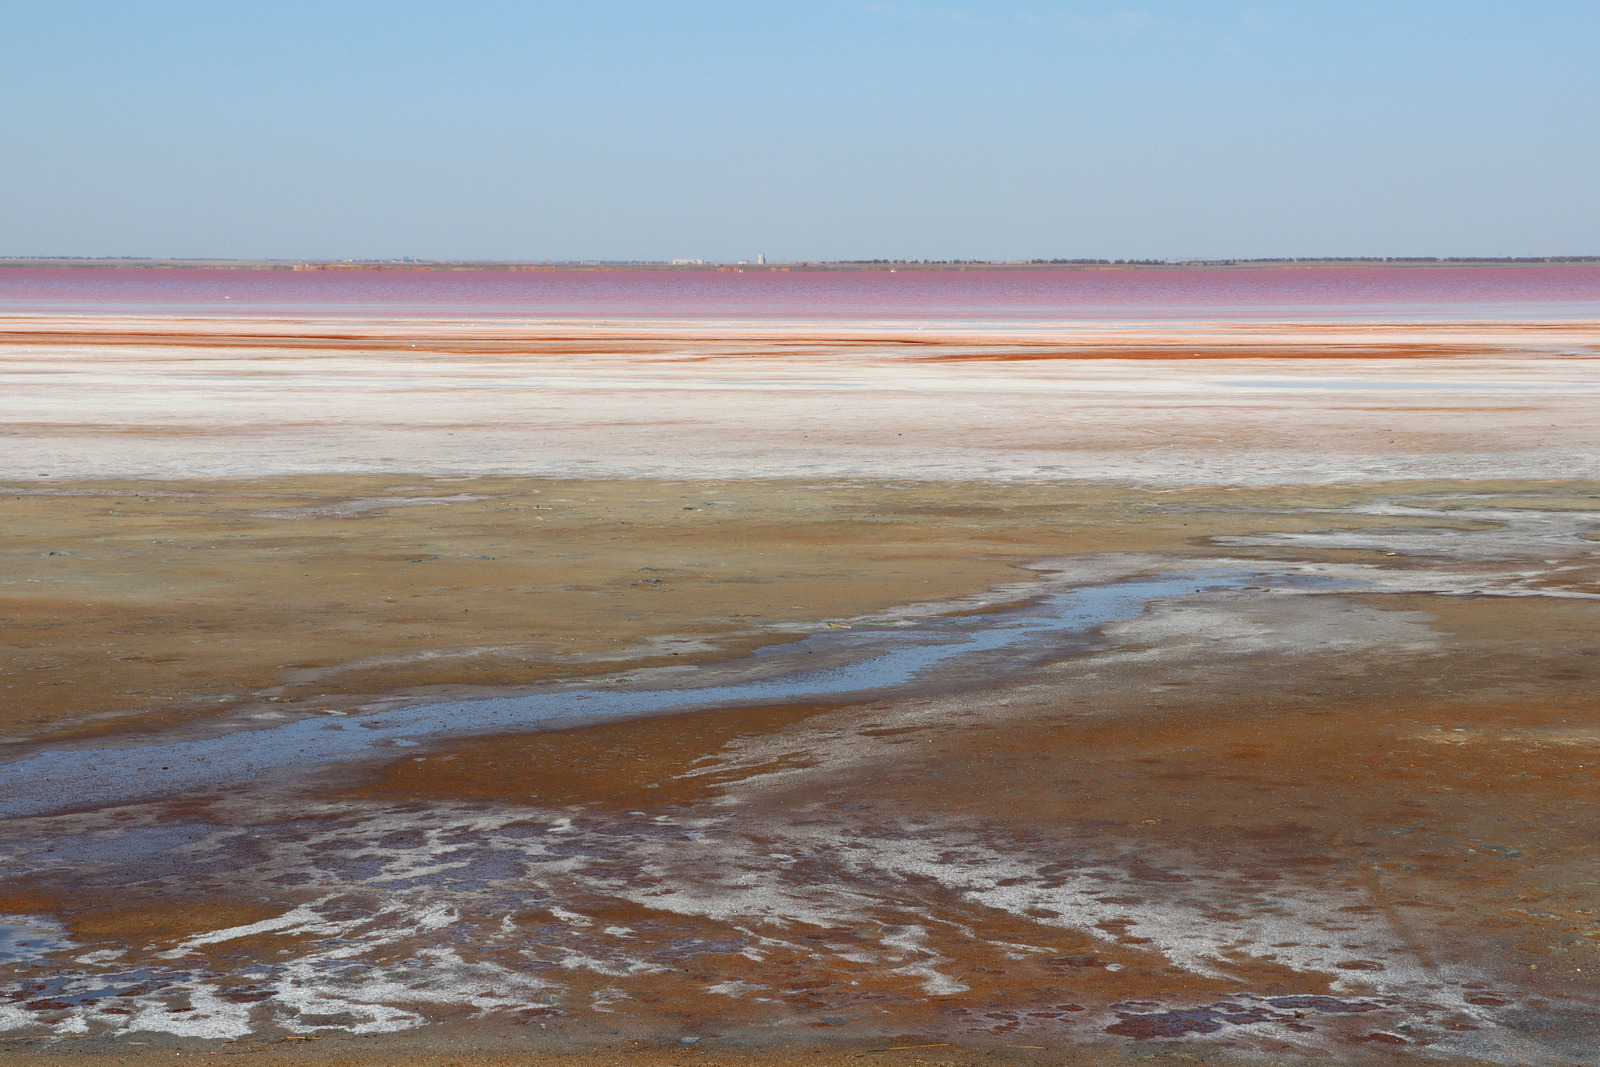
[756,253,766,265]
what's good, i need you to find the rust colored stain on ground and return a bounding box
[2,318,1598,1063]
[4,476,1597,1061]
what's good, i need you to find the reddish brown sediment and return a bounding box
[3,475,1599,1063]
[0,327,1560,360]
[0,1036,1493,1067]
[0,314,1596,364]
[2,316,1599,1062]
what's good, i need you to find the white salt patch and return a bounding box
[549,907,592,926]
[163,902,341,955]
[558,949,666,977]
[705,980,763,997]
[126,987,253,1040]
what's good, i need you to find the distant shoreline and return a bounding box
[2,255,1599,272]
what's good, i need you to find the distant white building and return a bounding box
[756,253,766,265]
[670,258,705,266]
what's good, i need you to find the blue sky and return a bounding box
[3,1,1596,260]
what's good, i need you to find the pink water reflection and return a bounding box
[1,265,1597,321]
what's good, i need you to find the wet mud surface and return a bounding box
[3,477,1599,1065]
[3,318,1600,1064]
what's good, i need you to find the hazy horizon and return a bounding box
[8,254,1600,266]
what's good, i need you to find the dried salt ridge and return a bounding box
[3,492,1599,1062]
[4,320,1600,487]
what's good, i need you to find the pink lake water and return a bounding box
[1,265,1598,322]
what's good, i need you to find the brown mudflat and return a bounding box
[3,476,1462,742]
[3,315,1599,1064]
[3,474,1598,1066]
